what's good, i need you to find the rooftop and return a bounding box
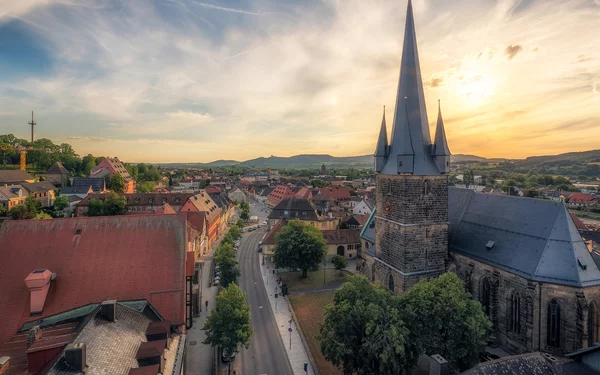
[0,214,188,349]
[0,170,35,184]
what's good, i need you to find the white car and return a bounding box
[262,221,267,225]
[213,276,220,286]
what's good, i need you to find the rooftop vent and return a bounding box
[75,228,82,234]
[25,270,55,315]
[64,343,87,371]
[485,241,495,250]
[578,258,587,271]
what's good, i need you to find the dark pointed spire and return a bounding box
[432,100,451,156]
[374,106,388,157]
[379,0,440,175]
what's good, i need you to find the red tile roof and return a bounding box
[570,213,588,231]
[186,211,207,234]
[321,229,361,244]
[294,187,313,200]
[0,214,188,349]
[262,220,283,246]
[346,213,370,226]
[205,185,221,193]
[317,186,352,202]
[569,193,596,204]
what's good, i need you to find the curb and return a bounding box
[286,296,320,375]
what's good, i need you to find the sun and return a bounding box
[456,72,496,107]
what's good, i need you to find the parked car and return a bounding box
[221,348,236,363]
[213,276,220,286]
[262,221,267,225]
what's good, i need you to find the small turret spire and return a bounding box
[374,106,389,173]
[432,99,451,173]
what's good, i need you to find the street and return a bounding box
[237,201,293,375]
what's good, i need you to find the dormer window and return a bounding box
[148,198,153,204]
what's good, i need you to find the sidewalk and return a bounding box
[185,233,226,375]
[259,257,315,375]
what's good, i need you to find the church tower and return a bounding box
[373,0,451,294]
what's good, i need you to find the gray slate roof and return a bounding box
[0,170,34,184]
[47,161,69,175]
[378,0,440,176]
[449,188,600,287]
[360,210,377,257]
[73,177,105,192]
[268,198,319,221]
[60,186,92,195]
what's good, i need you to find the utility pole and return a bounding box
[28,111,36,143]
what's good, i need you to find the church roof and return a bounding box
[379,0,440,176]
[449,188,600,287]
[432,101,451,156]
[374,107,388,157]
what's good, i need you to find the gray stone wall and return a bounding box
[452,252,600,355]
[373,174,448,295]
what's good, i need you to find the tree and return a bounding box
[318,276,414,375]
[33,212,52,220]
[332,254,348,276]
[110,174,125,193]
[203,284,253,375]
[214,243,240,288]
[9,194,42,220]
[229,225,241,241]
[273,219,327,277]
[240,210,249,221]
[311,179,327,188]
[236,218,245,228]
[399,273,493,372]
[463,169,474,188]
[0,204,6,217]
[137,181,156,193]
[85,192,126,216]
[54,196,69,211]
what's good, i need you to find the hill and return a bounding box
[239,154,374,168]
[519,150,600,167]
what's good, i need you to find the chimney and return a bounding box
[0,357,10,375]
[24,270,55,315]
[100,300,117,322]
[430,354,449,375]
[64,343,86,371]
[26,326,41,348]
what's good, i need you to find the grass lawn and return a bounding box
[289,291,342,375]
[280,268,349,292]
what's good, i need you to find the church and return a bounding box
[359,0,600,356]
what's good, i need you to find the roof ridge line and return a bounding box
[532,205,570,279]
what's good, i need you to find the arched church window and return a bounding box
[547,299,561,348]
[371,264,376,282]
[480,277,491,317]
[510,291,521,334]
[424,180,430,195]
[388,274,395,292]
[589,302,599,345]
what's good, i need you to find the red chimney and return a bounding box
[24,269,55,315]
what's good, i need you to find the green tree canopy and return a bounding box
[318,276,414,375]
[332,254,348,276]
[203,284,253,375]
[215,243,240,288]
[53,196,69,211]
[399,273,493,372]
[137,181,156,193]
[273,219,327,277]
[109,174,125,193]
[229,225,241,241]
[85,192,127,216]
[8,194,42,220]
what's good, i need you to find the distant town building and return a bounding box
[72,177,106,193]
[75,192,194,216]
[321,164,327,175]
[0,170,35,185]
[266,185,295,208]
[90,157,136,193]
[180,190,222,248]
[44,161,70,187]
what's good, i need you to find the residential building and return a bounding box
[316,186,352,205]
[352,198,374,216]
[344,213,370,229]
[180,190,222,248]
[321,229,361,260]
[59,185,93,200]
[228,186,247,203]
[0,214,193,374]
[186,211,208,258]
[209,191,235,233]
[294,187,313,200]
[44,161,70,187]
[261,221,359,261]
[179,178,202,189]
[567,192,597,207]
[255,186,274,204]
[21,181,57,207]
[91,157,136,193]
[75,193,194,216]
[313,194,332,214]
[360,0,600,358]
[267,198,338,230]
[0,170,35,185]
[266,185,295,208]
[72,177,106,193]
[0,185,26,211]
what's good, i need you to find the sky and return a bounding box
[0,0,599,163]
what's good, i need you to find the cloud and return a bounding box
[505,44,523,60]
[1,0,600,161]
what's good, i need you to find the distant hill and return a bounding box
[519,150,600,166]
[450,154,490,163]
[239,154,374,169]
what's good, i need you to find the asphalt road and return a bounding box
[237,202,293,375]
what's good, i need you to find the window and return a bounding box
[589,303,598,345]
[388,274,395,292]
[398,160,403,167]
[510,291,521,334]
[480,277,491,317]
[371,264,375,282]
[547,299,561,348]
[424,181,430,195]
